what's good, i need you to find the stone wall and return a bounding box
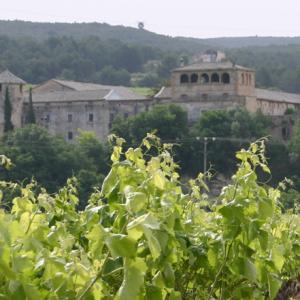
[25,99,152,141]
[0,83,24,132]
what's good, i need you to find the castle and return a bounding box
[1,50,300,141]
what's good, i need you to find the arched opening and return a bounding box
[211,73,220,83]
[200,73,209,84]
[191,73,198,83]
[222,73,230,84]
[180,74,189,84]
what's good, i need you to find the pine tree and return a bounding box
[26,88,36,124]
[4,86,13,132]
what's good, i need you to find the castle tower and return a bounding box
[0,70,26,132]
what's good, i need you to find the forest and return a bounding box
[1,32,300,93]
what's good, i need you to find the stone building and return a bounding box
[155,51,300,122]
[24,79,151,141]
[2,50,300,141]
[0,70,26,132]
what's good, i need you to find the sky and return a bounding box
[1,0,300,38]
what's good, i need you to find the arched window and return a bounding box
[211,73,220,83]
[200,73,209,84]
[180,74,189,84]
[241,73,245,85]
[191,73,198,83]
[222,73,230,84]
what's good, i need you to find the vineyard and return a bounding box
[0,134,300,299]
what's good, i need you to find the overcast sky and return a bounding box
[1,0,300,38]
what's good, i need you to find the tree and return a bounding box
[0,126,109,208]
[137,73,161,87]
[157,55,178,78]
[112,104,188,144]
[26,87,36,124]
[191,108,272,174]
[4,86,13,132]
[98,66,131,86]
[0,125,79,192]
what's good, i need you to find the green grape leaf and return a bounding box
[106,234,137,258]
[115,258,147,300]
[125,192,148,214]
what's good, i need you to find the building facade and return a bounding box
[155,51,300,122]
[1,51,300,141]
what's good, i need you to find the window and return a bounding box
[211,73,220,83]
[249,74,252,85]
[45,114,50,122]
[191,73,198,83]
[124,112,129,118]
[180,94,188,99]
[202,93,208,100]
[68,132,73,140]
[180,74,189,84]
[0,84,2,92]
[200,73,209,84]
[222,73,230,84]
[20,84,23,93]
[89,113,94,122]
[242,73,245,85]
[68,114,72,122]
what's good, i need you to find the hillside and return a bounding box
[3,20,300,52]
[0,20,210,53]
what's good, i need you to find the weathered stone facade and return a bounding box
[2,51,300,142]
[155,52,300,121]
[24,79,152,141]
[0,70,25,132]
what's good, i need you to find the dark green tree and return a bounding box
[112,104,188,144]
[190,108,272,174]
[26,87,36,124]
[0,125,109,208]
[4,87,13,132]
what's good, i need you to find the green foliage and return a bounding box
[0,126,107,208]
[228,46,300,93]
[25,88,36,124]
[279,188,300,212]
[137,73,162,87]
[289,119,300,158]
[0,35,159,84]
[157,55,178,78]
[4,87,13,133]
[0,136,299,299]
[193,108,271,138]
[96,66,131,86]
[189,108,272,174]
[112,104,188,144]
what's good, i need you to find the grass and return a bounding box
[131,87,158,97]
